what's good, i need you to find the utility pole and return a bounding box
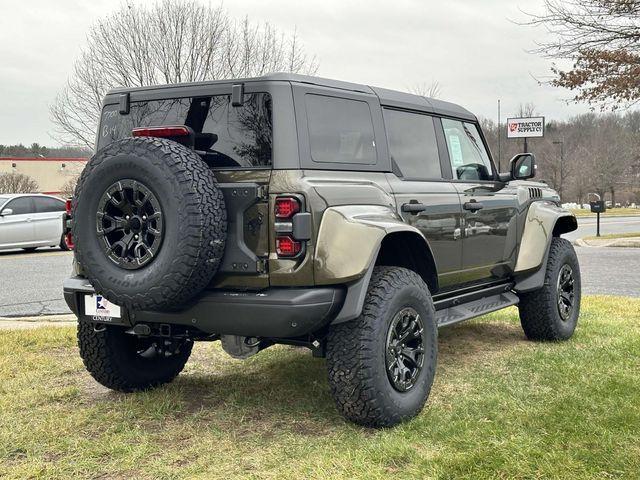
[553,140,565,201]
[497,99,502,172]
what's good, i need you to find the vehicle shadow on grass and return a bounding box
[85,318,528,435]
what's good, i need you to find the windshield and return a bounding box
[98,92,273,169]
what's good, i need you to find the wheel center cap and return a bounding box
[128,216,142,232]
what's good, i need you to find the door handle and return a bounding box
[402,202,427,214]
[463,200,484,212]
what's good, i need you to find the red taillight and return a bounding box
[132,125,191,138]
[276,236,301,257]
[64,198,74,250]
[65,232,75,250]
[275,197,301,219]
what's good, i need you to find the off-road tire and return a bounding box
[77,320,192,392]
[326,266,437,428]
[518,237,581,341]
[72,137,226,310]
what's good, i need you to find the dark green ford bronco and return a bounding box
[63,74,580,427]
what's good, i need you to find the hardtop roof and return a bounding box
[105,73,476,121]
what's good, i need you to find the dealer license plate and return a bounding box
[84,294,121,319]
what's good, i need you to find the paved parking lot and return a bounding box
[0,249,72,317]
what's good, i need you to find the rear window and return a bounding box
[98,93,272,168]
[305,94,377,165]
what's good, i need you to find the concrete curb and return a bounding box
[0,314,77,330]
[572,237,640,248]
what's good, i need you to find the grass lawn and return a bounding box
[571,207,640,217]
[583,232,640,241]
[1,296,639,479]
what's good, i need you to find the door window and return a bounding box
[442,119,493,181]
[34,197,65,213]
[383,109,441,180]
[3,197,34,215]
[305,94,377,165]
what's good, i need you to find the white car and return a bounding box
[0,194,69,252]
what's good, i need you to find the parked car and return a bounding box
[0,193,69,252]
[63,73,580,427]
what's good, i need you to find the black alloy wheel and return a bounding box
[96,179,164,270]
[385,307,425,392]
[556,264,575,321]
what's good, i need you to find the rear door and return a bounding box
[0,197,36,249]
[384,108,463,289]
[33,196,65,245]
[440,118,519,284]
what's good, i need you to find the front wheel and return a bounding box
[518,237,581,341]
[326,266,437,428]
[77,321,192,392]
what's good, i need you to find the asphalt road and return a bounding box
[0,215,638,317]
[562,215,640,242]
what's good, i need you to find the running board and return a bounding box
[435,291,519,327]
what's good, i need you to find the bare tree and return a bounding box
[60,176,79,198]
[51,0,318,148]
[409,81,442,99]
[523,1,640,109]
[516,102,537,118]
[0,173,39,194]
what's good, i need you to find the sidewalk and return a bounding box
[0,314,76,330]
[575,236,640,248]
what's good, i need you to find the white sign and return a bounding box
[507,117,545,139]
[84,294,121,318]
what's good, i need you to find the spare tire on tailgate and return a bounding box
[73,137,227,310]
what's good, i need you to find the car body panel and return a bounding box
[515,200,577,273]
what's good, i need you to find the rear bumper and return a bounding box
[63,276,345,338]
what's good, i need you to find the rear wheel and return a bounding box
[518,237,581,341]
[326,266,437,427]
[77,320,192,392]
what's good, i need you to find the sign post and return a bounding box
[589,195,606,237]
[507,117,545,152]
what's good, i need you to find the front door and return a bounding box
[383,108,463,289]
[0,197,36,249]
[440,118,519,284]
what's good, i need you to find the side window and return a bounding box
[442,118,493,181]
[4,197,35,215]
[305,94,377,165]
[34,197,65,213]
[383,109,441,180]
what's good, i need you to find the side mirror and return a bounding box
[509,153,536,180]
[0,208,13,216]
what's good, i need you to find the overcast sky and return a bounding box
[0,0,592,147]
